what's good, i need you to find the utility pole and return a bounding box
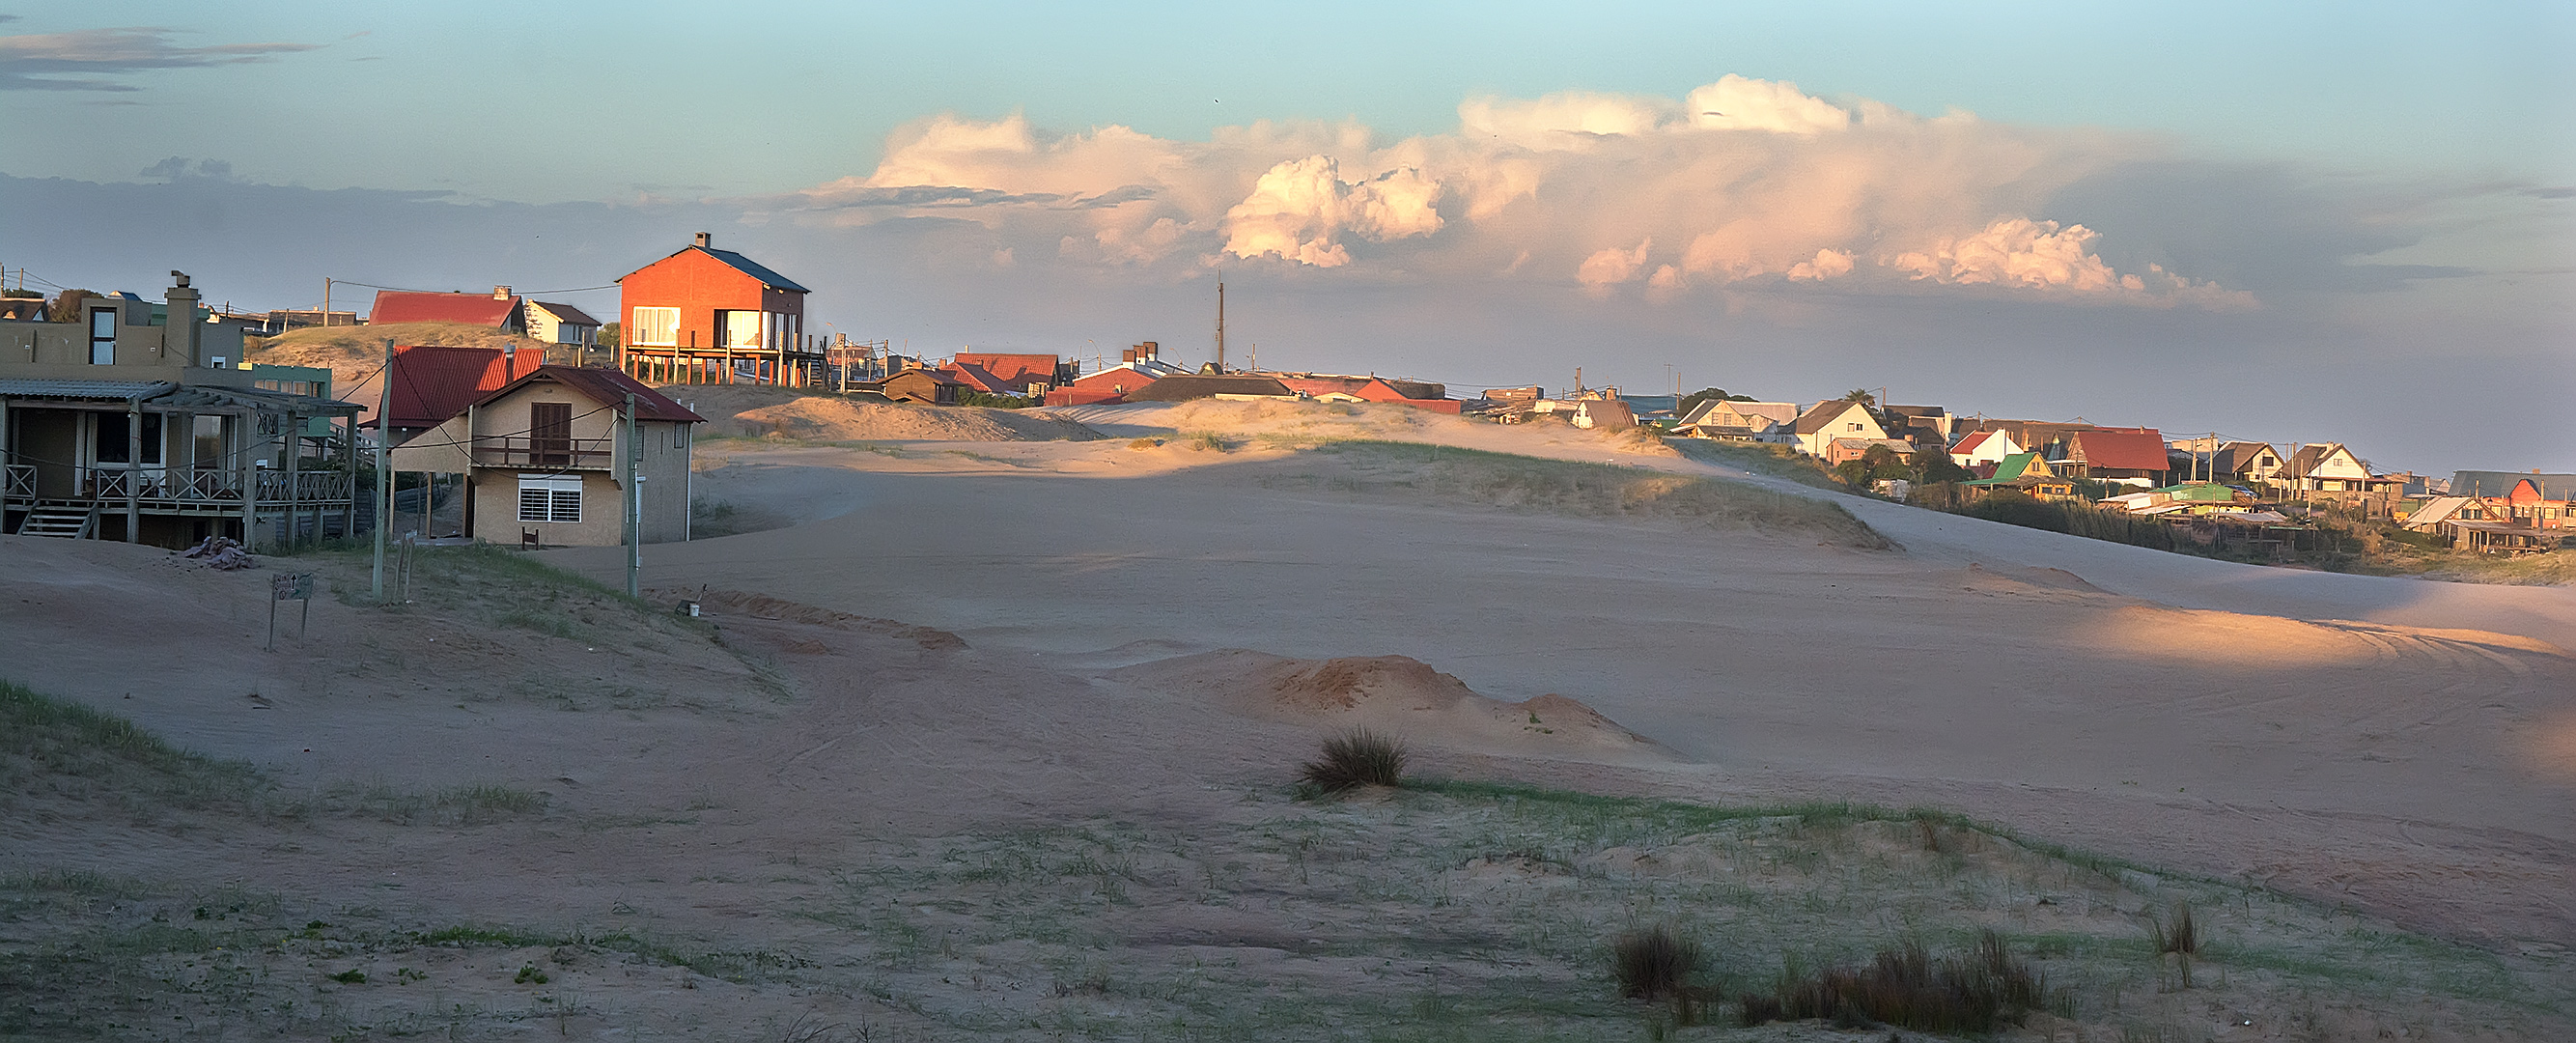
[625,392,641,599]
[371,337,393,600]
[323,278,332,328]
[1214,277,1226,372]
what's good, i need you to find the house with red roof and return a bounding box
[1948,428,2022,470]
[368,344,545,446]
[388,366,704,547]
[950,352,1073,395]
[369,287,527,332]
[616,232,819,387]
[2063,427,2170,487]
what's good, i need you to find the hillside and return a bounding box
[243,323,567,423]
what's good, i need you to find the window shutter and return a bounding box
[518,486,550,522]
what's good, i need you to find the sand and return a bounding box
[664,382,1104,441]
[5,395,2572,1037]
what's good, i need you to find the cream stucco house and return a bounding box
[390,366,703,547]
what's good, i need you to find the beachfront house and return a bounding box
[2063,428,2170,488]
[862,368,966,406]
[525,301,602,355]
[1676,399,1799,441]
[617,232,821,387]
[387,366,703,547]
[2,271,361,548]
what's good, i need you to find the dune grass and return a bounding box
[0,678,267,816]
[1299,729,1408,793]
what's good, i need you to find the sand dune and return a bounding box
[668,383,1103,441]
[1108,649,1662,761]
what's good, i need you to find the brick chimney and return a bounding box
[492,285,512,299]
[694,232,711,249]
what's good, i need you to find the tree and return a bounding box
[598,322,621,352]
[1838,387,1878,409]
[1912,448,1975,485]
[1674,386,1756,417]
[46,289,100,324]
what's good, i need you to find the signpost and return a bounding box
[268,571,314,651]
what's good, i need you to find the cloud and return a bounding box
[0,26,318,91]
[790,75,2288,308]
[138,155,238,181]
[1577,238,1652,293]
[1221,155,1442,267]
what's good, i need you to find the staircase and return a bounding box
[15,506,97,539]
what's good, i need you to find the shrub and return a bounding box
[2151,904,2200,987]
[1744,932,2053,1033]
[1612,924,1703,1001]
[1299,729,1406,792]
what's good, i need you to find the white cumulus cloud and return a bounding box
[1577,238,1653,293]
[1222,155,1442,267]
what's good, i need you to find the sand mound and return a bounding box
[651,587,966,650]
[1108,649,1661,759]
[1957,562,2109,597]
[1048,398,1680,458]
[664,383,1101,441]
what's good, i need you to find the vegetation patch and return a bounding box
[1299,728,1407,793]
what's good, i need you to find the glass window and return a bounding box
[517,475,582,523]
[630,307,679,346]
[90,309,116,365]
[721,310,763,350]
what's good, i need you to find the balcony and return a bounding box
[471,435,614,470]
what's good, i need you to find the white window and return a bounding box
[517,474,582,523]
[721,310,763,350]
[631,307,679,347]
[1845,422,1862,432]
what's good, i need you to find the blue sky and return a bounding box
[3,2,2569,471]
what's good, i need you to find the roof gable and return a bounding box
[382,345,540,429]
[528,300,601,326]
[467,366,704,423]
[619,245,810,294]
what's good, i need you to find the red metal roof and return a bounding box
[952,352,1060,390]
[2070,428,2170,471]
[464,366,705,424]
[380,345,541,430]
[939,363,1011,394]
[370,290,522,327]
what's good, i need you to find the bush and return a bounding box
[1612,924,1703,1001]
[1744,932,2054,1033]
[1299,729,1406,792]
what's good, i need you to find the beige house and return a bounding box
[391,366,703,547]
[1790,400,1888,458]
[525,301,602,351]
[3,272,360,548]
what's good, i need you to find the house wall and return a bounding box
[618,249,802,354]
[0,296,246,377]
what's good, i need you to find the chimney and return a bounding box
[693,232,711,249]
[493,285,512,299]
[165,270,201,364]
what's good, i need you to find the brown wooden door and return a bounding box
[529,402,572,466]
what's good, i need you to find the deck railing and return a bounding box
[472,436,614,469]
[2,464,30,499]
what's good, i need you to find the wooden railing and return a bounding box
[472,436,614,469]
[2,465,30,499]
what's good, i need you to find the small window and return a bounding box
[631,307,679,347]
[517,474,582,523]
[1846,422,1862,432]
[90,309,116,365]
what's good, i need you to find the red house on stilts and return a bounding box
[616,232,821,386]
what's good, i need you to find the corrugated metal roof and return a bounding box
[371,290,521,326]
[0,378,174,400]
[704,248,810,294]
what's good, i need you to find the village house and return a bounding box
[371,287,528,333]
[1962,453,2079,501]
[946,352,1076,396]
[524,300,602,356]
[369,344,546,447]
[1824,437,1914,466]
[859,367,966,406]
[387,366,702,547]
[2,271,361,549]
[2277,442,2406,511]
[1790,400,1887,458]
[616,232,822,387]
[2062,427,2170,488]
[1948,428,2023,470]
[1044,343,1189,406]
[1675,399,1799,441]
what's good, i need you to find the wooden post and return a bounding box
[238,409,258,548]
[125,399,143,542]
[341,416,356,539]
[282,412,300,550]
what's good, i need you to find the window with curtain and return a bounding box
[630,307,678,346]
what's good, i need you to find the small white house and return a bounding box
[389,366,703,547]
[1949,429,2023,469]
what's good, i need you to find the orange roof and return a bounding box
[2070,428,2170,471]
[378,345,541,430]
[952,352,1060,389]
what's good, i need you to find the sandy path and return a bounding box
[572,431,2576,944]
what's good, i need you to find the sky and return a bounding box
[2,1,2570,473]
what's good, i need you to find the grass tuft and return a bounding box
[1299,729,1407,793]
[1611,924,1702,1001]
[1745,931,2056,1033]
